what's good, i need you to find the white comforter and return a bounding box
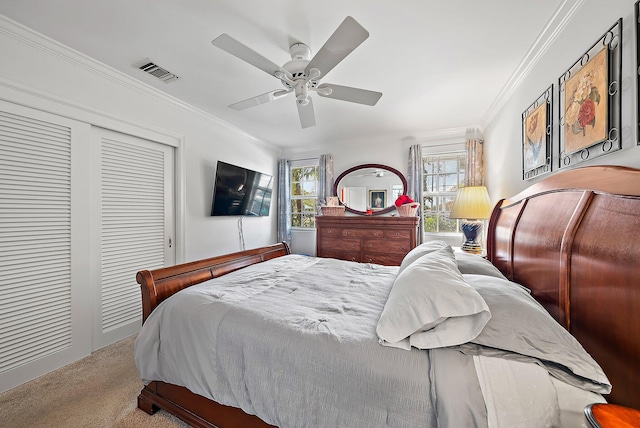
[134,254,609,427]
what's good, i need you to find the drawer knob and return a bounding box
[395,232,400,236]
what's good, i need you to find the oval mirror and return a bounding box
[333,164,407,215]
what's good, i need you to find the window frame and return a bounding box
[290,161,319,230]
[421,149,467,236]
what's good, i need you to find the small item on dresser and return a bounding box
[395,195,419,217]
[320,205,345,216]
[326,196,339,207]
[320,196,345,215]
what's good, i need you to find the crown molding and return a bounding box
[281,126,470,157]
[480,0,584,128]
[0,14,280,153]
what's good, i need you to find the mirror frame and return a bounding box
[333,163,408,216]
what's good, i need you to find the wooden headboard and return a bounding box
[486,165,640,409]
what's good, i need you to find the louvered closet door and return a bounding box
[0,100,92,394]
[92,127,174,350]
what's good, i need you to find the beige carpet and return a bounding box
[0,335,189,427]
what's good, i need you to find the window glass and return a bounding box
[291,165,319,228]
[421,151,466,234]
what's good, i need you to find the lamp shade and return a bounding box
[449,186,492,220]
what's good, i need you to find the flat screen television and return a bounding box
[210,161,273,216]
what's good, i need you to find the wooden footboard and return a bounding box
[138,381,275,428]
[135,242,290,427]
[136,242,290,323]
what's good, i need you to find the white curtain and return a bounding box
[407,144,424,244]
[277,159,291,245]
[465,128,485,186]
[317,154,334,205]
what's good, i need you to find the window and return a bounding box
[291,165,319,228]
[422,151,466,233]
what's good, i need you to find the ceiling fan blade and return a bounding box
[229,90,292,111]
[305,16,369,79]
[212,34,285,77]
[316,84,382,106]
[297,98,316,128]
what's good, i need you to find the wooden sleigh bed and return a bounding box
[135,165,640,427]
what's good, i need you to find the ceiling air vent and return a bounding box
[135,59,180,83]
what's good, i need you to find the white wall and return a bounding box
[0,15,280,263]
[484,0,640,201]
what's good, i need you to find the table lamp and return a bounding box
[449,186,492,254]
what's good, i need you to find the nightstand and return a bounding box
[584,403,640,428]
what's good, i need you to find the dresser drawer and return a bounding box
[318,238,361,252]
[342,228,384,238]
[319,227,342,237]
[362,252,404,266]
[363,239,411,255]
[385,229,411,239]
[319,249,361,263]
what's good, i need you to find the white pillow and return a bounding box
[398,240,449,276]
[377,246,491,350]
[454,251,507,280]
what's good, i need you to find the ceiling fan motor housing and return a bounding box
[289,43,311,60]
[281,43,319,100]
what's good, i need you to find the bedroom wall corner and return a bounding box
[483,0,640,201]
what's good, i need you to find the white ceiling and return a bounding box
[0,0,563,149]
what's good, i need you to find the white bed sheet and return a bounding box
[135,254,607,427]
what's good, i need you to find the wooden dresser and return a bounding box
[316,216,419,265]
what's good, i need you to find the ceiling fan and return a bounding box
[211,16,382,128]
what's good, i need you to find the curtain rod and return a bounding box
[286,156,320,162]
[422,141,466,149]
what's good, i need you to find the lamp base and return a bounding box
[460,220,484,255]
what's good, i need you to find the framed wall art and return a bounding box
[558,19,621,169]
[522,85,552,179]
[369,190,386,210]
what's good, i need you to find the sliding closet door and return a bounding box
[0,100,92,394]
[91,127,175,350]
